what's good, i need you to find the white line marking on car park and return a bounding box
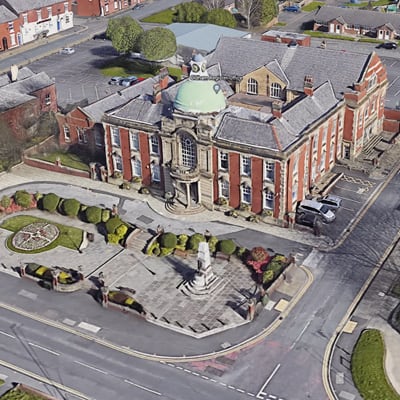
[28,342,60,356]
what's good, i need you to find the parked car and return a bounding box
[93,32,108,40]
[377,42,397,50]
[316,194,342,212]
[132,3,145,10]
[60,47,75,55]
[283,5,300,12]
[109,77,123,85]
[120,76,138,86]
[297,199,336,223]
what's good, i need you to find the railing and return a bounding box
[169,165,199,180]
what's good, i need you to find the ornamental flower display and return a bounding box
[12,222,59,251]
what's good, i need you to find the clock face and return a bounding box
[201,63,206,72]
[192,63,200,73]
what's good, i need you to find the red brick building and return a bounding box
[73,0,141,17]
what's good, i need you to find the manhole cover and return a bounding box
[137,215,154,225]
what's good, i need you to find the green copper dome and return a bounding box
[174,79,226,114]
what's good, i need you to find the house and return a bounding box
[72,0,142,17]
[314,5,400,40]
[0,65,57,141]
[58,37,387,224]
[0,0,73,50]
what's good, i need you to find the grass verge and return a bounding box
[32,151,90,172]
[0,388,46,400]
[1,215,84,254]
[303,30,356,40]
[302,1,324,11]
[141,8,175,24]
[351,329,400,400]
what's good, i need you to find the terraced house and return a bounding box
[59,37,387,225]
[0,0,73,51]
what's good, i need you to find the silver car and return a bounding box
[297,199,336,223]
[316,194,342,212]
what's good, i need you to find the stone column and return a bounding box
[247,298,256,321]
[101,286,109,308]
[185,182,190,208]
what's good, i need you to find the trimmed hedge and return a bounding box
[160,232,177,248]
[105,216,125,234]
[102,209,111,223]
[42,193,61,212]
[218,239,237,255]
[208,236,219,253]
[62,198,81,217]
[14,190,32,208]
[85,206,102,224]
[0,195,11,208]
[187,233,206,251]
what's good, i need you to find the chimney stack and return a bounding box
[304,75,314,96]
[153,82,161,104]
[159,66,169,90]
[272,101,283,118]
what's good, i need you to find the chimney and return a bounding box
[304,75,314,96]
[153,82,161,104]
[10,64,18,82]
[181,63,190,78]
[159,66,169,90]
[272,101,282,118]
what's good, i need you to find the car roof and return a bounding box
[299,199,323,209]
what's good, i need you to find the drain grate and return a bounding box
[137,215,154,224]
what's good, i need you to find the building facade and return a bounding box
[73,0,141,17]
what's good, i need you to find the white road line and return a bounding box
[210,379,217,383]
[201,375,209,380]
[0,330,15,339]
[247,393,255,397]
[176,366,183,370]
[237,388,245,393]
[219,382,227,386]
[228,385,235,389]
[124,379,162,396]
[256,364,281,399]
[290,320,311,350]
[268,395,277,399]
[192,372,199,376]
[28,342,60,356]
[73,361,108,375]
[167,363,174,367]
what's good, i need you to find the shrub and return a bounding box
[14,190,32,208]
[152,246,161,256]
[85,206,102,224]
[250,247,269,262]
[160,247,174,257]
[116,224,128,238]
[263,269,274,284]
[187,233,206,251]
[208,236,219,253]
[0,195,11,208]
[159,232,177,248]
[42,193,60,212]
[102,209,111,223]
[146,241,160,255]
[236,247,247,258]
[107,233,120,244]
[62,198,81,217]
[177,234,189,247]
[34,192,43,201]
[80,204,88,212]
[106,216,124,234]
[218,239,237,255]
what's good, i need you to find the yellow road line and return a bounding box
[0,358,91,400]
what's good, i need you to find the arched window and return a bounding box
[270,82,282,98]
[247,78,258,95]
[181,134,196,168]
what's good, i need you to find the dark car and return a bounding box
[132,3,145,10]
[93,32,108,40]
[284,5,300,12]
[377,42,397,49]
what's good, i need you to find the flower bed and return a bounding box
[12,222,59,251]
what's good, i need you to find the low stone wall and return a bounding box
[13,383,58,399]
[21,272,84,292]
[266,260,295,296]
[23,157,90,179]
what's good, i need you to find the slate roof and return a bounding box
[0,67,54,112]
[208,36,370,98]
[215,81,339,152]
[0,0,64,14]
[314,5,400,32]
[166,23,249,53]
[0,4,16,23]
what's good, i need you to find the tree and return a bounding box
[236,0,261,29]
[202,9,237,27]
[106,16,143,54]
[201,0,225,10]
[260,0,278,25]
[174,2,207,22]
[138,27,177,61]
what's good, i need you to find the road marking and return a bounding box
[256,364,281,399]
[124,379,161,396]
[0,358,91,399]
[201,375,209,380]
[192,372,199,376]
[247,393,255,397]
[62,318,76,326]
[219,382,227,386]
[290,320,311,350]
[236,388,245,393]
[0,330,16,339]
[77,321,101,333]
[74,360,108,375]
[18,290,37,300]
[228,385,235,389]
[28,342,60,356]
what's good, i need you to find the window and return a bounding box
[364,108,369,121]
[292,181,297,202]
[64,2,68,12]
[319,150,326,172]
[242,185,251,204]
[220,179,229,198]
[368,73,377,91]
[241,155,251,176]
[330,143,335,162]
[113,154,123,172]
[111,127,120,147]
[8,22,14,33]
[65,15,70,23]
[36,10,42,21]
[264,190,274,210]
[247,78,258,95]
[264,160,274,181]
[105,4,109,12]
[23,14,27,24]
[322,128,327,145]
[150,135,159,155]
[63,126,70,142]
[181,135,196,167]
[270,82,282,98]
[95,131,103,147]
[114,0,118,8]
[77,128,88,144]
[151,164,160,183]
[358,112,363,128]
[47,7,52,17]
[219,151,228,170]
[44,93,51,105]
[132,159,142,177]
[313,136,318,153]
[292,155,298,176]
[129,131,139,150]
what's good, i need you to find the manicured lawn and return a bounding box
[351,329,400,400]
[141,8,176,24]
[0,388,46,400]
[32,151,90,172]
[303,30,356,40]
[302,1,324,11]
[346,0,391,6]
[0,379,4,386]
[1,215,84,254]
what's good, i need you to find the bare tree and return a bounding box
[201,0,225,10]
[237,0,261,29]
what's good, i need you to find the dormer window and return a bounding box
[247,78,258,95]
[270,82,282,98]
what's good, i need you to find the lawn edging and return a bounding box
[351,329,400,400]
